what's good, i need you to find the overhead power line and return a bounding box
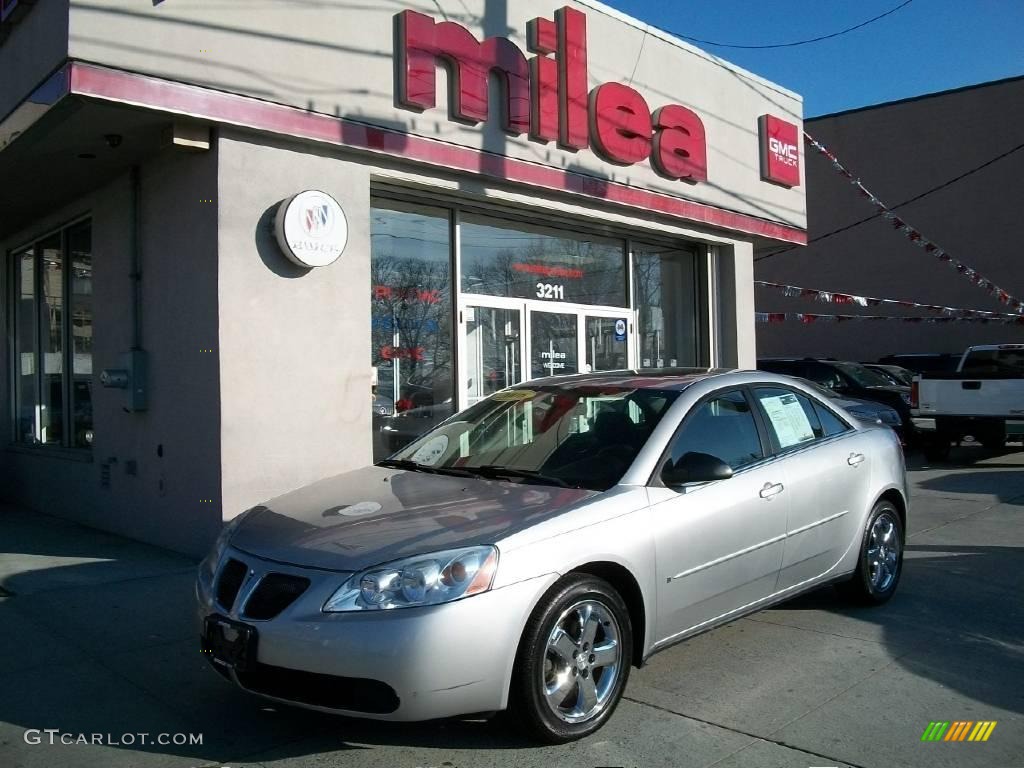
[755,138,1024,263]
[665,0,914,50]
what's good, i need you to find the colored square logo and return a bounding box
[759,114,801,188]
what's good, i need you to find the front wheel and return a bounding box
[838,500,904,605]
[508,574,632,743]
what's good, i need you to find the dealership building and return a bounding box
[0,0,806,554]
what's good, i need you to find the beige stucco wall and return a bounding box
[66,0,805,231]
[216,131,372,521]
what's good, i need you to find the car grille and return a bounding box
[242,574,310,620]
[236,661,400,713]
[215,558,248,611]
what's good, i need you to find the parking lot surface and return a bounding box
[1,447,1021,768]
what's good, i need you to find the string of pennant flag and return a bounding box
[755,281,1023,319]
[804,132,1024,313]
[756,312,1024,325]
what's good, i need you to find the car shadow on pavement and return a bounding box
[0,510,532,768]
[915,470,1024,503]
[767,542,1024,716]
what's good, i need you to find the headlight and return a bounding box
[324,546,498,612]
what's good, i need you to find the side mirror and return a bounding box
[662,452,734,487]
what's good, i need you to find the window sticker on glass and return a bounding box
[760,393,815,448]
[492,389,536,402]
[410,435,449,465]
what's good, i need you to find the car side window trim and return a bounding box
[647,386,774,488]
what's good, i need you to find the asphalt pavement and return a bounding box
[1,445,1021,768]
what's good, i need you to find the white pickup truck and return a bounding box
[911,344,1024,460]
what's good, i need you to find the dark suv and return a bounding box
[757,358,913,440]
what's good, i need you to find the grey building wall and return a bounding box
[217,131,371,522]
[1,146,223,556]
[756,76,1024,361]
[0,0,68,120]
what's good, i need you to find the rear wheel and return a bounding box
[838,500,904,605]
[508,574,632,743]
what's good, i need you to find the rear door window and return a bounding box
[753,387,822,451]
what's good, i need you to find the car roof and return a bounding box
[523,367,735,391]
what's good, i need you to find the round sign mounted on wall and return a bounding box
[274,190,348,268]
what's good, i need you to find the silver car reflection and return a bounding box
[196,369,907,743]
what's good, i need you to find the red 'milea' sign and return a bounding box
[396,7,708,184]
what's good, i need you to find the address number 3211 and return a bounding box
[536,283,565,300]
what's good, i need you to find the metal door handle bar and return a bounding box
[759,482,784,499]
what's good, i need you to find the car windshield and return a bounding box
[833,362,894,388]
[387,384,680,491]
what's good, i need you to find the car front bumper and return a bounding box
[196,547,557,721]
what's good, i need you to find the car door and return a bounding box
[649,388,789,646]
[749,385,874,591]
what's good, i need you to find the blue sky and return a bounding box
[606,0,1024,116]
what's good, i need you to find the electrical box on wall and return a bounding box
[99,350,148,412]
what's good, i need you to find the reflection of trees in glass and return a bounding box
[633,246,698,368]
[370,250,452,403]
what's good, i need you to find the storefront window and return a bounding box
[370,199,454,461]
[14,247,36,444]
[68,223,93,449]
[460,214,627,307]
[39,234,63,445]
[633,244,698,368]
[9,221,93,448]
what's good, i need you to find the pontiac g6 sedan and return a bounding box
[197,369,907,743]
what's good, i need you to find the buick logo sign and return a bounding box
[274,190,348,268]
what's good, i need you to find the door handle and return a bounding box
[759,482,784,499]
[847,453,865,467]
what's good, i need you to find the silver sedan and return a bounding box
[196,369,907,743]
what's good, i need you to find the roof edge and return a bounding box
[809,73,1024,121]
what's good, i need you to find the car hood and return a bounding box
[834,396,890,413]
[229,465,600,572]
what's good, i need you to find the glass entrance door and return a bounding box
[529,310,579,379]
[459,302,632,409]
[584,313,631,372]
[463,304,523,407]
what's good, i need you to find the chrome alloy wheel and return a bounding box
[541,599,622,724]
[867,512,901,592]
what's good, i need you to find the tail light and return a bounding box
[910,380,919,409]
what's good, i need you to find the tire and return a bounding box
[838,500,904,605]
[508,574,633,743]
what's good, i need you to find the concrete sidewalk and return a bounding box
[1,446,1022,768]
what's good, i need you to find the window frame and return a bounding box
[648,385,775,488]
[7,217,92,452]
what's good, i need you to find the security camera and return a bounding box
[104,133,123,148]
